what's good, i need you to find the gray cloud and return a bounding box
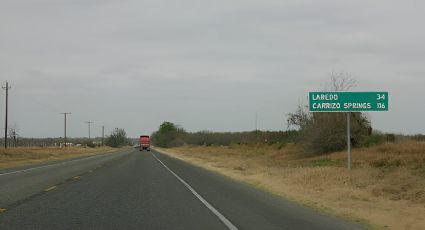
[1,0,424,137]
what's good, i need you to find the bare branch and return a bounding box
[326,72,357,91]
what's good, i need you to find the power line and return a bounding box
[2,82,11,149]
[60,113,71,147]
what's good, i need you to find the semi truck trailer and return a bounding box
[139,135,151,151]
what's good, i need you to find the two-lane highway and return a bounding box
[0,150,367,229]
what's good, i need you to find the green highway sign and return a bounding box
[309,92,389,112]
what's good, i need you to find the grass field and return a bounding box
[157,141,425,230]
[0,147,127,169]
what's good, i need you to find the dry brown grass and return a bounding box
[0,147,127,169]
[157,141,425,230]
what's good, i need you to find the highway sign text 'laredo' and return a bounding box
[309,92,389,112]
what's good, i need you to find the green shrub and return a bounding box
[151,122,186,148]
[360,133,385,147]
[105,128,131,148]
[288,106,371,154]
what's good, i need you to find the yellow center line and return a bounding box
[73,176,81,180]
[44,186,57,192]
[0,208,6,213]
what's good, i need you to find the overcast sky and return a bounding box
[1,0,424,138]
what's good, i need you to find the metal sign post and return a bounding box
[347,112,351,170]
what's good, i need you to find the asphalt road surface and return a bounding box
[0,149,367,230]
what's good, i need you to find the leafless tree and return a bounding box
[8,125,19,147]
[287,105,311,130]
[325,72,357,91]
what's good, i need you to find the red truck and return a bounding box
[139,135,151,151]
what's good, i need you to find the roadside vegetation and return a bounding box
[151,76,406,154]
[151,119,396,153]
[0,128,132,169]
[1,128,134,149]
[0,146,125,169]
[105,128,132,148]
[151,121,299,148]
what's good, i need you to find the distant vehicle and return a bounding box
[139,135,151,151]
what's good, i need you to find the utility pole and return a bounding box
[2,82,11,149]
[60,113,71,147]
[85,121,93,139]
[102,125,105,146]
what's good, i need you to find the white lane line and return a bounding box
[151,152,238,230]
[0,153,115,177]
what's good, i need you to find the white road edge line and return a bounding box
[151,152,238,230]
[0,153,114,177]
